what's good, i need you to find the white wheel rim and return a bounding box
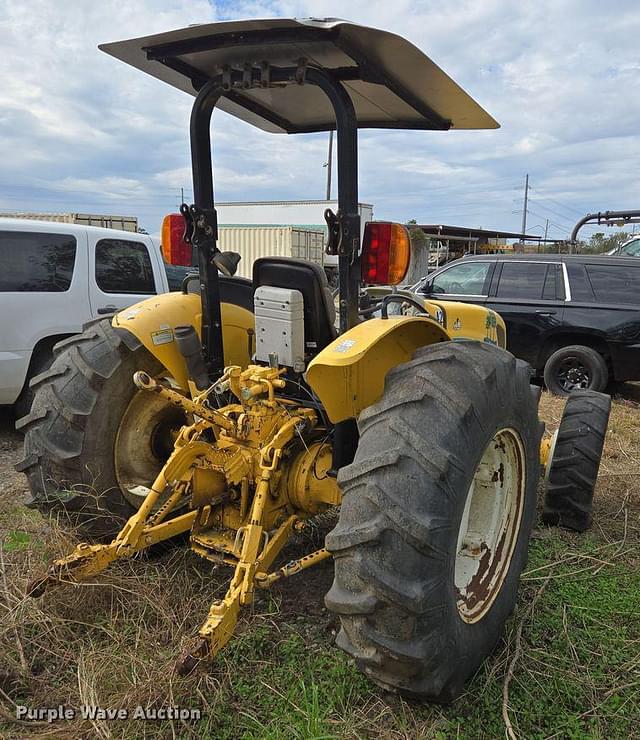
[114,379,187,509]
[455,428,526,623]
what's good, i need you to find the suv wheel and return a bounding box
[543,345,608,396]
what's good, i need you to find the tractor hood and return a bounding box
[99,18,498,134]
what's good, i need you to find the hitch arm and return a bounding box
[27,437,212,598]
[27,510,197,597]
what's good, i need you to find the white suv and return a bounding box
[0,218,174,415]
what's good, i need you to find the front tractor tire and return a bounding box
[542,389,611,532]
[16,319,186,539]
[325,341,543,702]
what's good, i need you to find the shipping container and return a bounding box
[217,226,326,280]
[216,200,374,232]
[216,199,374,268]
[0,212,138,232]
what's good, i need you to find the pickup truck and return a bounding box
[0,218,189,415]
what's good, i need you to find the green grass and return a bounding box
[1,554,638,740]
[2,530,32,552]
[1,394,638,738]
[154,534,637,740]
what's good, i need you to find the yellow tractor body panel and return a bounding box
[305,316,448,423]
[112,292,254,389]
[426,299,506,348]
[362,287,506,349]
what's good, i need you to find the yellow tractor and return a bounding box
[19,19,610,702]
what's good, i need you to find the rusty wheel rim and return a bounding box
[455,428,526,623]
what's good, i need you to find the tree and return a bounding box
[405,219,430,283]
[583,231,632,254]
[406,219,429,250]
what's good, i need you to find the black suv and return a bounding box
[415,254,640,394]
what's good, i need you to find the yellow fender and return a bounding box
[363,287,506,348]
[306,316,449,423]
[112,292,254,390]
[426,299,506,348]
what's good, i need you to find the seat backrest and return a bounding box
[185,273,255,313]
[252,257,337,356]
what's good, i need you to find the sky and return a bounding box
[1,0,639,239]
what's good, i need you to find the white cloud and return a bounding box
[0,0,639,236]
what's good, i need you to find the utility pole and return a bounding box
[520,174,529,236]
[325,130,333,201]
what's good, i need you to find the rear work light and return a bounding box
[361,221,411,285]
[161,213,192,266]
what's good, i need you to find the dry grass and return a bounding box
[0,389,638,739]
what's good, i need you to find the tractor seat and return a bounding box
[252,257,337,356]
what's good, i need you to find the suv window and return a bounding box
[585,264,640,305]
[496,262,561,300]
[0,230,76,292]
[429,261,491,295]
[95,239,155,294]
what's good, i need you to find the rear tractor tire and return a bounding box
[325,341,543,702]
[16,319,188,539]
[14,344,58,421]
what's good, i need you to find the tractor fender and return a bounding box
[112,292,254,390]
[362,287,506,349]
[306,315,449,423]
[426,299,506,349]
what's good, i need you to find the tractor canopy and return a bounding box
[99,17,499,133]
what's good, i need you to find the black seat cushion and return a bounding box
[253,257,337,356]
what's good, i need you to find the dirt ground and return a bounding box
[0,410,29,508]
[0,386,638,739]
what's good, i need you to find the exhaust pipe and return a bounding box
[174,325,210,391]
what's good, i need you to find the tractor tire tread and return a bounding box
[15,319,144,537]
[325,341,541,701]
[542,390,611,532]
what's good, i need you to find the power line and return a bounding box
[526,198,576,228]
[528,187,584,217]
[512,177,578,232]
[526,209,570,234]
[515,196,576,230]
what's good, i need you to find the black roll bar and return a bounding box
[189,64,361,378]
[190,78,225,378]
[305,67,360,333]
